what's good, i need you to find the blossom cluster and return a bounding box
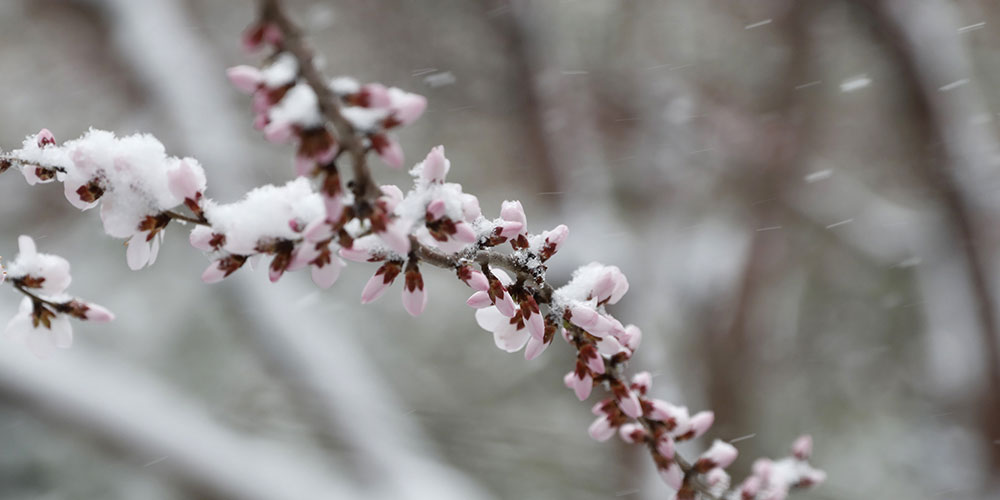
[4,128,207,270]
[2,236,113,358]
[0,2,827,498]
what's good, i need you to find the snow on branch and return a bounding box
[0,0,826,497]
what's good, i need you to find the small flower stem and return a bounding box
[163,210,210,226]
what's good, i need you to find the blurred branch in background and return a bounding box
[849,0,1000,481]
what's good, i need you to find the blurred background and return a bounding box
[0,0,999,498]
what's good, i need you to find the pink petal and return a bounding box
[167,159,204,201]
[401,286,428,317]
[420,145,449,183]
[658,462,684,490]
[453,222,477,244]
[339,246,372,263]
[323,193,344,222]
[390,88,427,126]
[268,262,285,283]
[623,324,642,351]
[378,219,411,255]
[526,311,545,341]
[36,128,56,147]
[377,137,404,168]
[303,219,334,242]
[631,371,652,394]
[574,373,593,401]
[466,291,493,309]
[701,440,738,469]
[311,258,344,289]
[461,193,481,221]
[380,184,404,210]
[361,270,394,304]
[618,389,642,419]
[494,290,517,318]
[126,233,151,270]
[426,199,447,220]
[618,423,647,444]
[493,324,530,353]
[189,226,215,251]
[362,83,392,108]
[523,336,549,360]
[264,120,294,143]
[201,261,228,283]
[83,303,115,322]
[656,435,675,459]
[500,200,527,227]
[497,221,523,240]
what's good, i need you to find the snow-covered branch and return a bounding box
[0,0,827,497]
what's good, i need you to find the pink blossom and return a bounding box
[62,177,100,210]
[226,65,262,94]
[563,370,593,401]
[595,334,625,356]
[201,261,228,284]
[6,236,72,296]
[311,257,345,289]
[189,226,216,251]
[419,146,449,183]
[361,83,392,108]
[339,245,373,263]
[622,324,642,351]
[700,440,738,469]
[740,476,762,498]
[631,371,652,395]
[648,399,690,430]
[81,302,115,322]
[656,434,676,459]
[704,467,729,488]
[426,199,447,220]
[453,222,477,243]
[167,159,206,202]
[458,266,489,291]
[466,291,493,309]
[388,87,427,126]
[361,262,401,304]
[126,231,163,271]
[792,434,813,460]
[580,345,605,375]
[401,263,427,317]
[591,266,629,305]
[525,310,545,341]
[588,416,616,442]
[618,423,647,444]
[374,135,404,168]
[689,411,715,439]
[658,462,684,490]
[36,128,56,147]
[380,184,404,211]
[616,387,642,418]
[264,120,295,143]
